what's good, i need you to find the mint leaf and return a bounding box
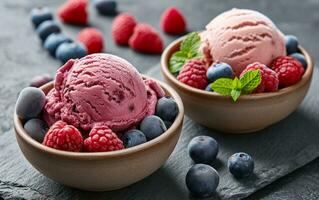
[180,32,201,53]
[240,70,261,94]
[232,77,242,90]
[211,78,233,96]
[169,51,188,74]
[231,89,241,102]
[169,32,203,74]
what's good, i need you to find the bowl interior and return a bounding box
[14,76,184,159]
[161,36,314,101]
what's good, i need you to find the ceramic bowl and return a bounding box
[161,37,314,133]
[14,76,184,191]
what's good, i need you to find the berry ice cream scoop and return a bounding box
[200,8,286,76]
[44,53,164,132]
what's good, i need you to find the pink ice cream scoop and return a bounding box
[44,53,164,132]
[200,8,286,76]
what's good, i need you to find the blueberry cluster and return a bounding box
[31,7,87,63]
[285,35,307,68]
[185,136,254,198]
[122,97,179,148]
[16,87,48,143]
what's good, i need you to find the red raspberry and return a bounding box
[111,13,137,46]
[177,60,208,89]
[160,7,186,35]
[240,62,279,93]
[129,23,164,54]
[84,126,124,152]
[270,56,305,88]
[58,0,88,25]
[77,28,104,54]
[43,121,83,152]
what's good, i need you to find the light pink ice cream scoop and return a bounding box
[200,8,286,76]
[44,53,164,132]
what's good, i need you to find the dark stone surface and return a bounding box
[0,0,319,199]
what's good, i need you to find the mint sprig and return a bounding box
[169,32,203,74]
[211,70,261,102]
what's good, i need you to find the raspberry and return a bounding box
[160,7,186,35]
[84,126,124,152]
[270,56,305,88]
[111,13,137,45]
[177,60,208,89]
[77,28,104,54]
[240,62,279,93]
[43,121,83,152]
[58,0,88,25]
[129,23,163,54]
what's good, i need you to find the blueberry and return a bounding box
[290,53,307,69]
[36,20,61,42]
[206,62,234,83]
[188,136,219,164]
[24,119,48,142]
[55,42,87,63]
[164,120,173,129]
[44,33,72,56]
[122,129,147,148]
[228,152,254,178]
[30,7,53,28]
[16,87,46,120]
[285,35,299,55]
[94,0,117,16]
[186,164,219,198]
[155,97,178,122]
[140,115,167,140]
[205,83,214,92]
[30,74,53,88]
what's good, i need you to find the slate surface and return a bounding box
[0,0,319,199]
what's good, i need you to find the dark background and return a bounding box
[0,0,319,199]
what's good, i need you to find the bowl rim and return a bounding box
[13,75,184,160]
[161,36,314,100]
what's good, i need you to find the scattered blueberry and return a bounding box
[140,115,167,140]
[55,42,87,63]
[36,20,61,42]
[30,7,53,28]
[122,129,147,148]
[205,83,214,92]
[94,0,117,16]
[206,62,234,83]
[186,164,219,198]
[24,118,48,143]
[188,136,219,164]
[44,33,72,56]
[228,152,254,178]
[285,35,299,55]
[16,87,46,120]
[155,97,178,122]
[30,74,53,88]
[290,53,307,69]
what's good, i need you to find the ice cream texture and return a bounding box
[44,53,165,132]
[200,8,286,76]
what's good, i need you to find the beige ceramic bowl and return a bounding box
[161,37,314,133]
[14,77,184,191]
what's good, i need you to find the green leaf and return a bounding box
[231,89,241,102]
[240,70,262,94]
[169,51,188,74]
[232,77,242,90]
[168,32,203,74]
[180,32,201,53]
[211,78,234,96]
